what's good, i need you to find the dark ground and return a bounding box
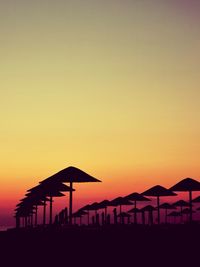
[0,224,199,266]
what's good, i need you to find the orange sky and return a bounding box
[1,0,200,227]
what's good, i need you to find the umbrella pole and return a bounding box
[120,205,122,224]
[165,208,167,224]
[87,210,90,225]
[134,201,137,224]
[157,196,160,224]
[105,207,107,225]
[49,196,53,225]
[180,206,183,223]
[69,181,73,225]
[189,191,192,223]
[35,205,38,227]
[43,200,46,226]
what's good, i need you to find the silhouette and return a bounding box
[108,197,132,224]
[167,211,181,224]
[96,200,110,225]
[113,208,117,224]
[143,185,176,224]
[141,205,156,226]
[124,192,150,224]
[158,203,176,224]
[170,178,200,223]
[39,166,101,224]
[173,200,190,223]
[128,208,141,224]
[117,212,131,224]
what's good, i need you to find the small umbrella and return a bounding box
[140,205,156,225]
[170,178,200,223]
[108,197,132,224]
[158,203,176,224]
[143,185,176,224]
[72,210,88,225]
[173,200,190,223]
[97,200,110,224]
[124,192,150,224]
[79,204,91,225]
[117,212,131,224]
[167,211,181,224]
[40,166,101,225]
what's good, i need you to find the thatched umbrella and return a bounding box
[143,185,176,224]
[108,197,132,224]
[72,210,88,225]
[40,166,101,224]
[158,203,176,224]
[141,205,156,225]
[97,200,110,224]
[117,212,131,224]
[173,200,190,223]
[167,211,181,224]
[124,192,150,224]
[170,178,200,223]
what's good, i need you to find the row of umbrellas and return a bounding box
[14,166,101,227]
[69,177,200,226]
[15,174,200,228]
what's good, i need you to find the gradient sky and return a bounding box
[1,0,200,227]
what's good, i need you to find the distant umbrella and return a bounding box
[108,197,132,224]
[170,178,200,223]
[96,200,110,225]
[167,211,181,224]
[192,196,200,203]
[173,200,190,223]
[79,204,91,225]
[72,210,88,225]
[158,203,176,224]
[124,192,150,224]
[143,185,176,224]
[27,183,73,225]
[141,205,156,226]
[117,212,131,224]
[40,166,101,224]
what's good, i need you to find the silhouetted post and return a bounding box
[35,205,38,227]
[105,207,107,224]
[142,211,145,225]
[49,196,53,225]
[69,181,73,225]
[157,196,160,224]
[102,212,105,225]
[87,211,90,225]
[64,208,68,225]
[92,216,95,225]
[113,208,117,224]
[16,216,20,229]
[43,200,46,225]
[119,205,122,224]
[134,200,137,224]
[189,191,192,223]
[96,213,99,226]
[149,211,153,225]
[107,214,110,225]
[165,209,168,224]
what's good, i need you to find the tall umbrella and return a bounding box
[158,203,176,224]
[170,178,200,223]
[143,185,176,224]
[124,192,150,224]
[40,166,101,224]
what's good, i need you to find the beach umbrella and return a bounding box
[192,196,200,203]
[40,166,101,224]
[79,204,91,225]
[143,185,176,224]
[117,212,131,224]
[167,211,181,224]
[173,200,190,223]
[96,200,110,224]
[141,205,156,225]
[124,192,150,224]
[158,203,176,224]
[87,202,100,225]
[170,178,200,223]
[72,210,88,225]
[108,197,132,224]
[128,208,141,224]
[27,183,74,225]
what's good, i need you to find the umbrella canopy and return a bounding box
[158,202,176,224]
[182,208,195,214]
[124,192,150,224]
[40,166,101,224]
[192,196,200,203]
[170,178,200,223]
[141,205,156,212]
[143,185,176,224]
[117,212,131,218]
[173,200,190,207]
[128,207,141,213]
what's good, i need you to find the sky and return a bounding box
[1,0,200,228]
